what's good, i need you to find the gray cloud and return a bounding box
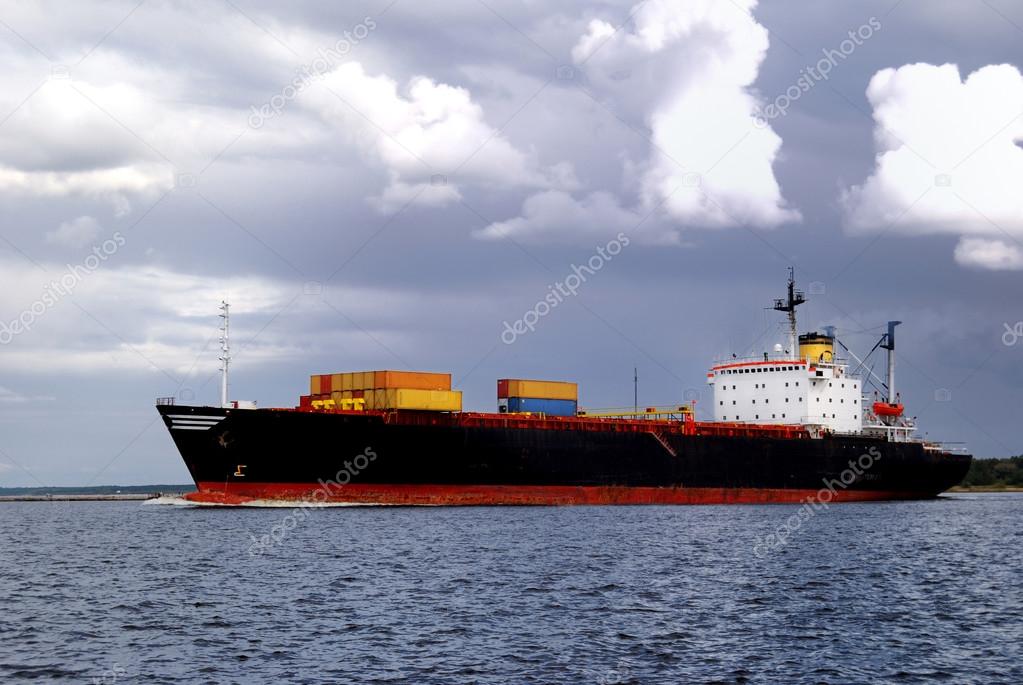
[0,0,1020,486]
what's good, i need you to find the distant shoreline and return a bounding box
[0,485,194,502]
[949,486,1023,493]
[0,494,161,501]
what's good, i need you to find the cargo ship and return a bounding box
[157,275,971,505]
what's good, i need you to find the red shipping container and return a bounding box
[321,374,333,393]
[299,395,312,408]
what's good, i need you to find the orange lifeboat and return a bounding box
[872,401,904,417]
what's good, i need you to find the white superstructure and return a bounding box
[707,354,862,433]
[706,270,884,436]
[707,274,924,439]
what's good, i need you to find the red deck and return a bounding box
[279,407,811,441]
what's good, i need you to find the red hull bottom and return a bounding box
[185,482,936,506]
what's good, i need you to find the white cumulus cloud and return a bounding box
[954,238,1023,270]
[842,62,1023,270]
[486,0,798,244]
[301,62,574,211]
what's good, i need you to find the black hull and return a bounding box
[157,405,971,505]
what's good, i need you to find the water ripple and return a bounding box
[0,494,1020,683]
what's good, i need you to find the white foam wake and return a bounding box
[142,495,393,508]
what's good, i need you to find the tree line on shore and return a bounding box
[960,456,1023,488]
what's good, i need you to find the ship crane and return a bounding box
[838,322,905,423]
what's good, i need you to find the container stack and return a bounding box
[307,370,460,411]
[497,379,578,417]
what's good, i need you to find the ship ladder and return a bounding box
[649,432,678,457]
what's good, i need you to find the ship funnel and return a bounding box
[799,331,834,364]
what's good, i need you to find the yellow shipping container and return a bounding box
[331,374,343,392]
[341,372,353,391]
[310,375,322,395]
[374,388,388,409]
[374,370,451,391]
[341,390,353,400]
[331,390,345,405]
[501,379,577,401]
[377,388,462,411]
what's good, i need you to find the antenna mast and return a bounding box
[633,367,638,414]
[772,267,806,360]
[219,300,231,408]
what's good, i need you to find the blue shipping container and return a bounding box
[503,397,577,416]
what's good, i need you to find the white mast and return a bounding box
[219,300,231,408]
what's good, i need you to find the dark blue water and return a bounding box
[1,494,1020,684]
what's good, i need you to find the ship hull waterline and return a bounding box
[158,405,971,507]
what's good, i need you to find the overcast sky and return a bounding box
[0,0,1021,486]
